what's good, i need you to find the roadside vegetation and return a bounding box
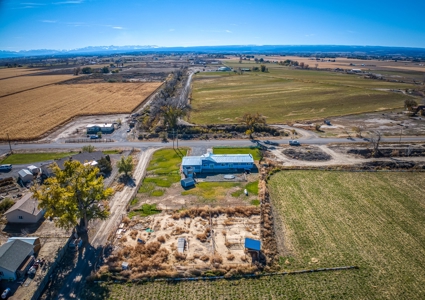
[268,170,425,299]
[0,152,77,164]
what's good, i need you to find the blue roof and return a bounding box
[245,238,261,251]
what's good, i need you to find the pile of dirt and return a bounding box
[359,161,425,170]
[348,146,425,158]
[282,146,332,161]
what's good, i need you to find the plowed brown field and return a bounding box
[0,75,75,97]
[1,82,161,140]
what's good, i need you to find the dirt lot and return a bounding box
[116,211,260,268]
[282,145,331,161]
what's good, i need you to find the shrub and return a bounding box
[0,198,14,214]
[129,230,138,240]
[227,254,235,261]
[200,255,210,262]
[157,236,166,243]
[173,251,186,261]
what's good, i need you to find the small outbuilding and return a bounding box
[181,178,195,188]
[177,237,186,253]
[18,169,34,183]
[27,165,40,175]
[7,237,42,253]
[4,193,44,224]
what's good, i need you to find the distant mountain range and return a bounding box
[1,45,425,59]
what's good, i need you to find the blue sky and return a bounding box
[1,0,424,50]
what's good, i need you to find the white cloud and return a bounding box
[21,2,45,5]
[54,0,84,4]
[41,20,57,23]
[112,26,124,30]
[225,30,232,33]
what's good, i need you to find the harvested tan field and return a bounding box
[226,55,425,72]
[0,68,43,79]
[0,75,75,97]
[0,82,162,140]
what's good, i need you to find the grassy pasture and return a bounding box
[0,75,74,97]
[0,152,77,164]
[138,148,187,193]
[191,63,415,124]
[0,82,161,140]
[268,170,425,299]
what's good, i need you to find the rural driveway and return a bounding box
[55,148,155,300]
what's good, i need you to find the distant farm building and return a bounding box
[4,193,45,224]
[217,66,231,71]
[86,123,114,134]
[182,152,254,176]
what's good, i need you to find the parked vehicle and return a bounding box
[90,135,98,139]
[126,129,131,133]
[0,164,12,171]
[289,140,300,146]
[1,288,10,299]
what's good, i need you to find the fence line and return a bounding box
[65,138,114,143]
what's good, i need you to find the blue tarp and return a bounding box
[245,237,261,251]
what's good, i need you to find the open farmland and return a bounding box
[0,82,161,140]
[190,67,413,124]
[268,171,425,299]
[0,67,43,79]
[0,74,74,97]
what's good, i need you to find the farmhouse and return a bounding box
[4,193,44,224]
[0,239,35,281]
[182,152,254,176]
[86,123,114,134]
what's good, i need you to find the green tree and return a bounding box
[161,105,186,129]
[97,131,102,138]
[81,67,92,74]
[117,156,134,178]
[240,112,266,139]
[98,156,112,174]
[31,160,113,233]
[260,65,267,72]
[102,66,109,73]
[82,145,95,153]
[404,99,418,110]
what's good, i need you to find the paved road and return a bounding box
[2,136,425,154]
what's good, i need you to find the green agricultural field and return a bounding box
[213,147,262,160]
[82,271,368,300]
[268,170,425,299]
[0,152,77,164]
[190,63,416,124]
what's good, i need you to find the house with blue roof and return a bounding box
[182,152,254,177]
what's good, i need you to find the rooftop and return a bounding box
[182,153,254,166]
[86,123,113,128]
[56,151,104,169]
[244,237,261,251]
[0,239,34,272]
[18,169,32,177]
[4,193,42,216]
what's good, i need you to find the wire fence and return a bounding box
[65,138,114,143]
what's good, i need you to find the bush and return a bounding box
[0,198,14,214]
[157,236,166,243]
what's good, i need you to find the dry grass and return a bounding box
[226,253,235,261]
[172,206,260,219]
[0,82,162,140]
[129,230,138,240]
[0,75,74,97]
[196,228,211,243]
[0,68,42,79]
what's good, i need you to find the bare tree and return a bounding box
[352,124,365,138]
[369,131,382,157]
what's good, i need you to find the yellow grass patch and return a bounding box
[0,75,75,97]
[1,82,162,140]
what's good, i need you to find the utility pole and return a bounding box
[399,126,403,143]
[176,128,179,149]
[172,128,175,149]
[7,133,12,154]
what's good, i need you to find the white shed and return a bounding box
[27,165,40,175]
[18,169,34,183]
